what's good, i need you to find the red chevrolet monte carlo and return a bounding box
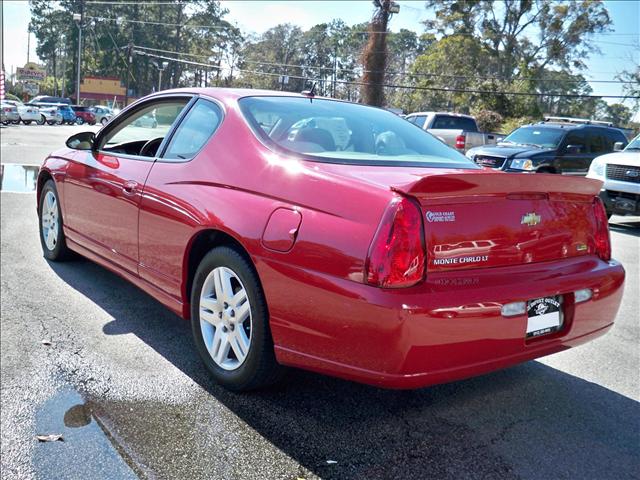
[37,89,625,391]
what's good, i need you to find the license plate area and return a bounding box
[526,296,563,338]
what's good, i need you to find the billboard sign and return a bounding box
[17,66,46,83]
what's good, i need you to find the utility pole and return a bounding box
[73,1,84,104]
[332,43,338,97]
[27,30,30,64]
[125,42,133,106]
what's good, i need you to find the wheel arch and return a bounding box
[36,168,54,206]
[182,228,257,319]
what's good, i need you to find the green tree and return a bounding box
[604,103,632,126]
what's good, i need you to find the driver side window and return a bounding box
[100,99,189,157]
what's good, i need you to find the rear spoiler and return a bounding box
[390,170,603,201]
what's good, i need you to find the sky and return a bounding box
[2,0,638,116]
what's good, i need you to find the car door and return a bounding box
[137,98,224,299]
[557,129,591,174]
[63,96,192,274]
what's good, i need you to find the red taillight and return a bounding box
[455,134,465,150]
[365,196,426,288]
[593,197,611,261]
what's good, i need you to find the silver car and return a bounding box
[90,106,114,126]
[37,107,64,125]
[3,100,41,124]
[1,102,21,125]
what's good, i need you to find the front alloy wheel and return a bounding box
[38,180,71,261]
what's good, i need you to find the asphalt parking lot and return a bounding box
[1,123,639,480]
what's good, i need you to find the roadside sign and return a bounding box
[24,82,39,96]
[16,67,46,83]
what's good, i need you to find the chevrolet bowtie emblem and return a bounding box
[521,212,541,226]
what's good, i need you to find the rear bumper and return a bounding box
[260,255,625,389]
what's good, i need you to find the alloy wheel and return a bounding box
[41,191,59,251]
[199,266,252,371]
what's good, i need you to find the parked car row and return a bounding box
[0,100,114,126]
[403,111,638,218]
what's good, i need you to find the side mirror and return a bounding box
[613,141,625,151]
[564,144,582,155]
[66,131,95,151]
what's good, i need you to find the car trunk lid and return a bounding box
[391,169,602,272]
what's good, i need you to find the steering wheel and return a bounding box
[139,137,164,157]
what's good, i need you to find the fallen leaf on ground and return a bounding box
[326,460,338,464]
[36,434,64,442]
[41,340,52,346]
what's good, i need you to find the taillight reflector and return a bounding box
[592,197,611,261]
[365,196,426,288]
[455,134,466,150]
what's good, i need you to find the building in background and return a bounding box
[77,76,135,107]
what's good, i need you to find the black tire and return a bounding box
[38,180,72,261]
[1,120,9,125]
[37,115,46,125]
[47,120,55,125]
[76,117,84,125]
[22,120,32,125]
[191,246,284,391]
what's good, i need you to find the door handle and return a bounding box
[122,180,138,195]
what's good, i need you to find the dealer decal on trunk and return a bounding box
[425,211,456,223]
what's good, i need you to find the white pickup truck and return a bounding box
[587,134,640,217]
[405,112,502,153]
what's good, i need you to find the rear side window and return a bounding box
[239,96,477,168]
[564,131,588,151]
[606,129,628,149]
[431,115,477,132]
[163,99,223,160]
[407,115,427,128]
[589,131,607,153]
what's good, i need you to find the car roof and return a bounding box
[528,122,625,133]
[143,87,352,105]
[406,112,474,119]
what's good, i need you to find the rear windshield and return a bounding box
[239,96,478,168]
[431,115,478,132]
[501,126,565,148]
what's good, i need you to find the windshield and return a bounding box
[625,135,640,150]
[239,96,478,168]
[501,126,565,148]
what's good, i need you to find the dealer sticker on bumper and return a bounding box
[527,296,562,338]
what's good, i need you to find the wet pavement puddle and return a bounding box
[0,164,39,192]
[34,389,139,479]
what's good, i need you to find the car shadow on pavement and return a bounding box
[48,258,640,480]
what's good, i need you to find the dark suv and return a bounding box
[466,121,629,174]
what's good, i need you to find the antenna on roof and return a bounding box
[301,82,317,102]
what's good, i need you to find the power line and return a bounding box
[131,49,640,99]
[83,15,640,43]
[86,15,233,30]
[132,44,638,84]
